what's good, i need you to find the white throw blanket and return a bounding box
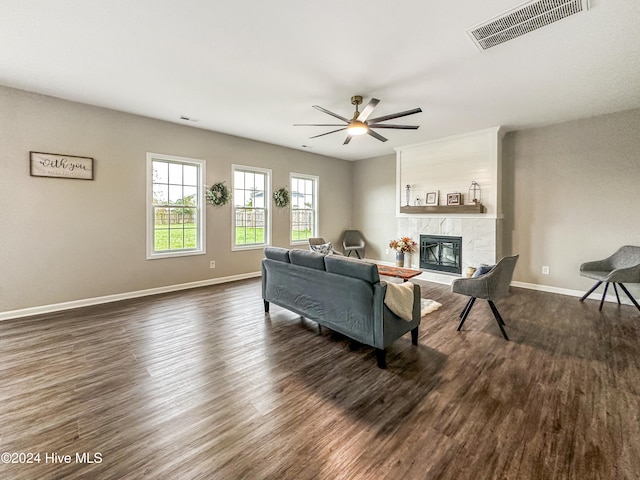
[383,281,416,321]
[383,281,443,321]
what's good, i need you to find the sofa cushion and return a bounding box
[325,255,380,284]
[264,246,290,263]
[289,249,326,270]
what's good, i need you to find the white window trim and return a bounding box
[146,152,206,259]
[231,164,272,251]
[290,172,319,246]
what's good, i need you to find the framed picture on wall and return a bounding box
[446,193,461,206]
[30,151,94,180]
[425,191,438,206]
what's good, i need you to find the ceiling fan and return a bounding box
[294,95,422,145]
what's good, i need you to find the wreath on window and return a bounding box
[273,187,290,208]
[205,181,231,206]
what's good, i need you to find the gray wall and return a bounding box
[352,108,640,298]
[502,108,640,296]
[351,154,397,263]
[0,86,352,312]
[2,83,638,314]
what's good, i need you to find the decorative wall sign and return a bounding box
[30,152,94,180]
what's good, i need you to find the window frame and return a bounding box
[231,164,272,251]
[289,172,319,246]
[146,152,206,260]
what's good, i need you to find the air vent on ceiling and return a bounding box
[467,0,589,50]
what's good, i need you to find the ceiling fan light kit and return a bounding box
[295,95,421,145]
[347,121,367,136]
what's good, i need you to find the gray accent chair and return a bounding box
[451,255,519,340]
[579,245,640,312]
[308,237,344,255]
[342,230,365,259]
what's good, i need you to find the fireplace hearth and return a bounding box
[420,235,462,274]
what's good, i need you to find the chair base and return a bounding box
[346,249,362,259]
[580,281,640,312]
[457,297,509,340]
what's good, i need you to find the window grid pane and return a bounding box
[151,159,201,254]
[291,175,317,242]
[233,167,269,247]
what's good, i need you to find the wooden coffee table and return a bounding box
[377,265,422,282]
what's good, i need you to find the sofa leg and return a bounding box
[263,300,269,313]
[375,349,387,369]
[411,327,419,345]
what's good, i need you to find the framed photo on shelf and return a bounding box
[425,191,438,206]
[446,193,461,206]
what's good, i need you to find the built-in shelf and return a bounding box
[400,204,485,214]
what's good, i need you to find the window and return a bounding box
[290,173,318,243]
[232,165,271,249]
[147,153,205,259]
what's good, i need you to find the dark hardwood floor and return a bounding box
[1,278,639,479]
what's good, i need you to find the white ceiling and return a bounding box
[1,1,639,161]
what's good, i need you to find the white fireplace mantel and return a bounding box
[395,126,503,218]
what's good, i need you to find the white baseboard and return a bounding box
[3,269,634,322]
[0,271,262,322]
[373,257,637,307]
[511,281,636,306]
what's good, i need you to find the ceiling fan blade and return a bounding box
[368,124,419,130]
[367,129,388,142]
[343,135,353,145]
[312,105,350,123]
[294,123,347,127]
[356,98,380,122]
[308,127,347,139]
[367,107,422,124]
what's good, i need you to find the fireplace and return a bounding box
[420,235,462,274]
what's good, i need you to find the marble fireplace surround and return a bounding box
[398,216,499,285]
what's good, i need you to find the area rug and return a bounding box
[421,298,442,317]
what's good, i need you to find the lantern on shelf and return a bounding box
[468,181,481,205]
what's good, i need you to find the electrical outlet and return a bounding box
[542,266,550,275]
[385,248,390,255]
[210,261,216,269]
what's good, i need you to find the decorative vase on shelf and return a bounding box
[395,251,405,267]
[404,253,411,268]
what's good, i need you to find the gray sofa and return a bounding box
[261,247,421,368]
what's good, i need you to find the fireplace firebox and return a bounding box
[420,235,462,274]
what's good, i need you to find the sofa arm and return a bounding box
[374,282,421,350]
